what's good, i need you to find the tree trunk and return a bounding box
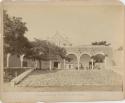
[39,59,41,70]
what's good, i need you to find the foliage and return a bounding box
[91,54,105,63]
[30,38,67,61]
[3,10,67,62]
[91,41,111,46]
[3,10,31,55]
[117,46,123,51]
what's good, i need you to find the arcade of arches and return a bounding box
[66,53,106,70]
[5,45,112,70]
[5,52,108,70]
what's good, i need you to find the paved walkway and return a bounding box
[16,69,122,90]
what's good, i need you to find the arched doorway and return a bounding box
[66,54,78,69]
[93,54,105,63]
[92,53,105,69]
[80,54,91,69]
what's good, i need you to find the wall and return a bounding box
[9,55,21,67]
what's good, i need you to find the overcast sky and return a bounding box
[4,2,124,48]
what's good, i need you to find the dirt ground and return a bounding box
[3,69,123,92]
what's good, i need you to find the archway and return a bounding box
[66,54,78,69]
[93,54,105,63]
[92,53,105,69]
[80,54,91,69]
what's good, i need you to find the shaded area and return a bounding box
[4,67,30,82]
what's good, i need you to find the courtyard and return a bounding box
[5,69,121,91]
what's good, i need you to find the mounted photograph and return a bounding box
[1,0,125,93]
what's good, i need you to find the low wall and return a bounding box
[4,67,32,82]
[11,68,34,87]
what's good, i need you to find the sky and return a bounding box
[3,1,124,48]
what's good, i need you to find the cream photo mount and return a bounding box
[0,0,125,103]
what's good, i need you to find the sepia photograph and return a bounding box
[0,0,125,102]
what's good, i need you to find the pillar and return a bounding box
[63,59,66,69]
[20,54,25,67]
[58,63,61,69]
[7,53,11,67]
[91,58,94,69]
[104,56,108,69]
[49,60,52,71]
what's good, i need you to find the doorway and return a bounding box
[54,62,58,68]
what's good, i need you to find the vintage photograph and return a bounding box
[2,1,124,92]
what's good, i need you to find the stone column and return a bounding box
[63,59,66,69]
[49,60,52,71]
[58,63,61,69]
[104,56,108,69]
[20,54,25,67]
[7,53,11,67]
[91,58,94,69]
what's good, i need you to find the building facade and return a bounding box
[4,33,114,70]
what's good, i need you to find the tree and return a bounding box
[30,38,67,69]
[3,10,67,69]
[117,46,123,51]
[3,10,31,55]
[91,41,111,46]
[91,54,105,63]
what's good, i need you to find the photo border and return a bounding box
[0,0,125,103]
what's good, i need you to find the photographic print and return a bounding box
[0,0,125,102]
